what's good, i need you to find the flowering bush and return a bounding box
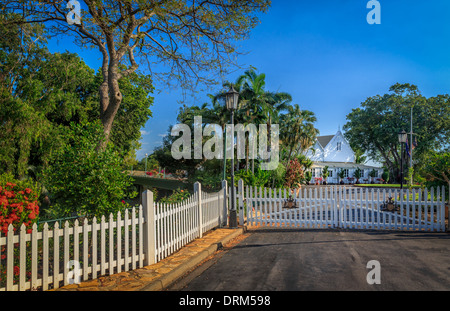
[0,175,40,287]
[284,158,305,189]
[146,169,163,178]
[0,175,40,236]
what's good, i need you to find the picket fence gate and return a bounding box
[238,182,447,232]
[0,182,227,291]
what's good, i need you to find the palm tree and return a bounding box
[281,104,304,165]
[280,104,319,165]
[237,69,293,172]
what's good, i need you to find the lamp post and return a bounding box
[225,85,239,228]
[398,130,407,190]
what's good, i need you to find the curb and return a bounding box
[139,227,246,291]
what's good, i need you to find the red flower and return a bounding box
[14,266,19,276]
[28,212,36,220]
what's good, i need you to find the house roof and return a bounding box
[317,135,335,148]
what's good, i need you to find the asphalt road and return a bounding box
[171,228,450,291]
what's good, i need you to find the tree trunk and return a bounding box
[98,54,123,150]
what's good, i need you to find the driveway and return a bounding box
[171,228,450,291]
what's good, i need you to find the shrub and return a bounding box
[42,122,137,219]
[159,189,191,204]
[0,174,41,235]
[284,158,305,189]
[234,167,271,187]
[146,169,163,178]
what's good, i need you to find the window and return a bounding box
[328,170,333,178]
[337,142,342,151]
[343,169,349,178]
[312,168,321,178]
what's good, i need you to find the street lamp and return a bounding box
[225,85,239,228]
[398,130,407,189]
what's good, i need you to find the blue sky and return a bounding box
[48,1,450,160]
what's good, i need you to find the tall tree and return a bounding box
[2,0,271,147]
[344,83,450,182]
[0,14,97,177]
[0,11,154,178]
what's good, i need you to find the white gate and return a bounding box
[242,184,447,232]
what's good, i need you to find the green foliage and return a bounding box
[353,167,362,181]
[159,189,191,205]
[269,163,286,188]
[420,152,450,199]
[304,171,312,184]
[344,83,450,181]
[280,104,319,164]
[90,69,154,156]
[405,167,414,188]
[0,13,154,179]
[234,167,271,188]
[382,169,390,184]
[42,122,137,219]
[322,166,330,179]
[0,16,91,178]
[193,171,223,192]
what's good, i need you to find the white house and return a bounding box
[304,128,384,184]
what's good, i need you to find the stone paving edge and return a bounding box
[139,227,246,291]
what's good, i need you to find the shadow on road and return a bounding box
[235,228,450,249]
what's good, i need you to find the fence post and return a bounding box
[222,180,228,227]
[194,182,203,238]
[142,190,156,266]
[217,186,223,228]
[238,179,245,226]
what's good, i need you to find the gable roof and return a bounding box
[317,135,335,148]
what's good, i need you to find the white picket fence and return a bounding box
[239,182,447,232]
[0,182,227,291]
[153,183,226,263]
